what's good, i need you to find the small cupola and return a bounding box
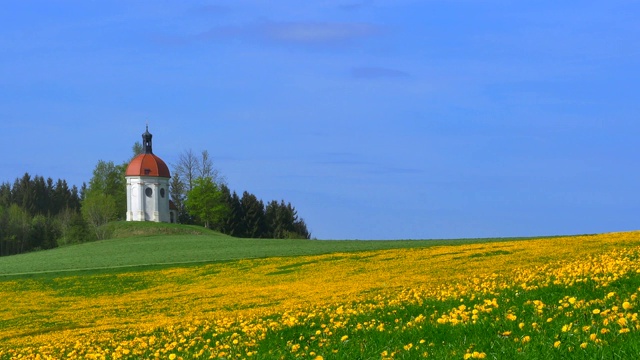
[142,125,153,154]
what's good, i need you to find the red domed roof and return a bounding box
[126,153,171,178]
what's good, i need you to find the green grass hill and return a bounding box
[0,221,558,278]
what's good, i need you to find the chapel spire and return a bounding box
[142,124,153,154]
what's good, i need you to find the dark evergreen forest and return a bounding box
[217,185,310,239]
[0,173,88,256]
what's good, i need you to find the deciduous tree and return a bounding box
[87,160,127,219]
[185,177,228,229]
[174,149,199,192]
[173,149,225,224]
[170,173,190,224]
[81,192,116,240]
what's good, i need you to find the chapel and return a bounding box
[125,126,177,223]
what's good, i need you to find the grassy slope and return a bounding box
[3,229,640,358]
[0,222,563,277]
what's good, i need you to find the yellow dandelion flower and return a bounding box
[580,342,587,349]
[341,335,349,342]
[623,302,633,310]
[169,355,177,360]
[592,309,601,315]
[554,341,561,348]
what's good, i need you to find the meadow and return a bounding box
[0,222,539,276]
[1,225,640,359]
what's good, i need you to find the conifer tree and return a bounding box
[241,191,266,238]
[265,200,311,239]
[219,184,246,237]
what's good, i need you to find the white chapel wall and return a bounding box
[126,176,171,222]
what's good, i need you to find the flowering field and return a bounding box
[2,231,640,359]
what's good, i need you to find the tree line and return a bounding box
[0,146,311,256]
[0,173,88,256]
[172,149,311,239]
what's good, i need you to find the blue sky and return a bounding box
[1,1,639,239]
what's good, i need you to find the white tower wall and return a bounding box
[126,176,171,222]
